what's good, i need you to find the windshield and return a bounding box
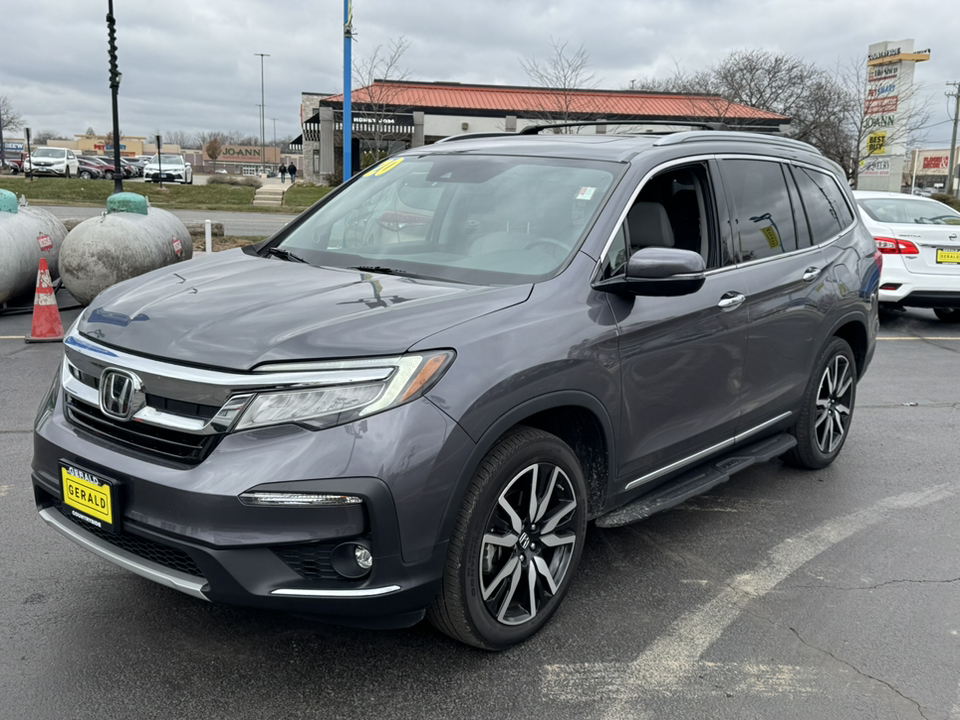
[858,197,960,225]
[276,154,620,285]
[149,155,184,165]
[33,148,65,159]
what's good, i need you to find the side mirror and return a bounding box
[594,247,706,297]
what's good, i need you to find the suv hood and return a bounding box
[79,250,531,370]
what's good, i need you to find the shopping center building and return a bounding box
[293,80,789,184]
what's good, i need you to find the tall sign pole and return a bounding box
[343,0,354,183]
[107,0,123,194]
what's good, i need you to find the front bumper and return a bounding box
[27,165,68,176]
[32,383,474,626]
[146,171,186,182]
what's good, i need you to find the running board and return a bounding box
[595,433,797,528]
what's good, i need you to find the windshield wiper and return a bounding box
[348,265,414,276]
[265,247,309,264]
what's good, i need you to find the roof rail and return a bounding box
[433,132,519,144]
[518,120,731,135]
[653,130,820,154]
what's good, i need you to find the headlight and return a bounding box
[234,351,454,431]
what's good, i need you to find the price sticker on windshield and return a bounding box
[364,157,404,177]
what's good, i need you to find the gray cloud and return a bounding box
[1,0,955,145]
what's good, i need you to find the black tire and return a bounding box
[11,166,18,175]
[428,426,587,650]
[105,171,113,180]
[933,308,960,323]
[79,170,92,179]
[784,337,857,470]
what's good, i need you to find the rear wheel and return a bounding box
[428,426,587,650]
[933,308,960,323]
[784,337,857,470]
[79,170,92,179]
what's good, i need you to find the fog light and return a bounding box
[354,545,373,570]
[331,541,373,579]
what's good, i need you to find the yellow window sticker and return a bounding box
[760,226,781,249]
[364,157,404,177]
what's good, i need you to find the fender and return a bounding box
[432,390,617,548]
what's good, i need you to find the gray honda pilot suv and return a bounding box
[32,124,880,649]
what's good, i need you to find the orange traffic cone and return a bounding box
[25,258,65,343]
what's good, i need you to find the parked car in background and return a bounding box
[120,158,141,177]
[1,153,25,173]
[143,154,193,184]
[854,190,960,323]
[82,156,120,180]
[24,147,79,178]
[32,125,879,650]
[76,156,105,180]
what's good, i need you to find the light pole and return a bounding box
[270,117,278,170]
[343,0,354,183]
[107,0,123,193]
[254,52,269,176]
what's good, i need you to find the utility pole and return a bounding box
[947,82,960,199]
[254,53,269,176]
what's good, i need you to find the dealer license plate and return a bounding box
[61,464,117,532]
[936,249,960,264]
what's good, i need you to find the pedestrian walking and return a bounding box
[287,162,297,183]
[279,163,286,183]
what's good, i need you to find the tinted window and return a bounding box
[722,159,798,261]
[791,167,855,243]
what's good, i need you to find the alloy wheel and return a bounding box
[479,462,578,626]
[814,354,853,454]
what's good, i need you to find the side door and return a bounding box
[716,157,833,431]
[601,159,750,490]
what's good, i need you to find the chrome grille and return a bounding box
[65,396,221,465]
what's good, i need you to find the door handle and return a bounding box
[718,293,746,310]
[802,267,821,282]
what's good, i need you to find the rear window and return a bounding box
[857,197,960,226]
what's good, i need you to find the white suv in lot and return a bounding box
[24,147,79,178]
[143,154,193,184]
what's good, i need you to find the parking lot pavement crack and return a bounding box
[789,627,931,720]
[908,333,960,356]
[783,577,960,591]
[0,429,32,434]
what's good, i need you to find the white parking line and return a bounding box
[543,484,956,718]
[878,337,960,341]
[0,335,25,340]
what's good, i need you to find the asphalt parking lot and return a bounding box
[1,300,958,720]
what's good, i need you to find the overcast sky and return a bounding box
[2,0,958,147]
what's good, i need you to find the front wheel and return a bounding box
[933,308,960,323]
[428,426,587,650]
[784,337,857,469]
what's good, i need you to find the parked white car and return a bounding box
[853,190,960,323]
[23,147,80,178]
[143,154,193,184]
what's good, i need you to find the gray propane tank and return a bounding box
[0,189,68,303]
[59,192,193,306]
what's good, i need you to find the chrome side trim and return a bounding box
[735,411,793,444]
[623,412,794,491]
[38,508,209,601]
[270,585,402,598]
[624,437,734,491]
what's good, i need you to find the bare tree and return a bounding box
[520,39,599,127]
[164,130,198,149]
[352,36,416,165]
[205,136,223,173]
[33,129,68,145]
[0,96,23,132]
